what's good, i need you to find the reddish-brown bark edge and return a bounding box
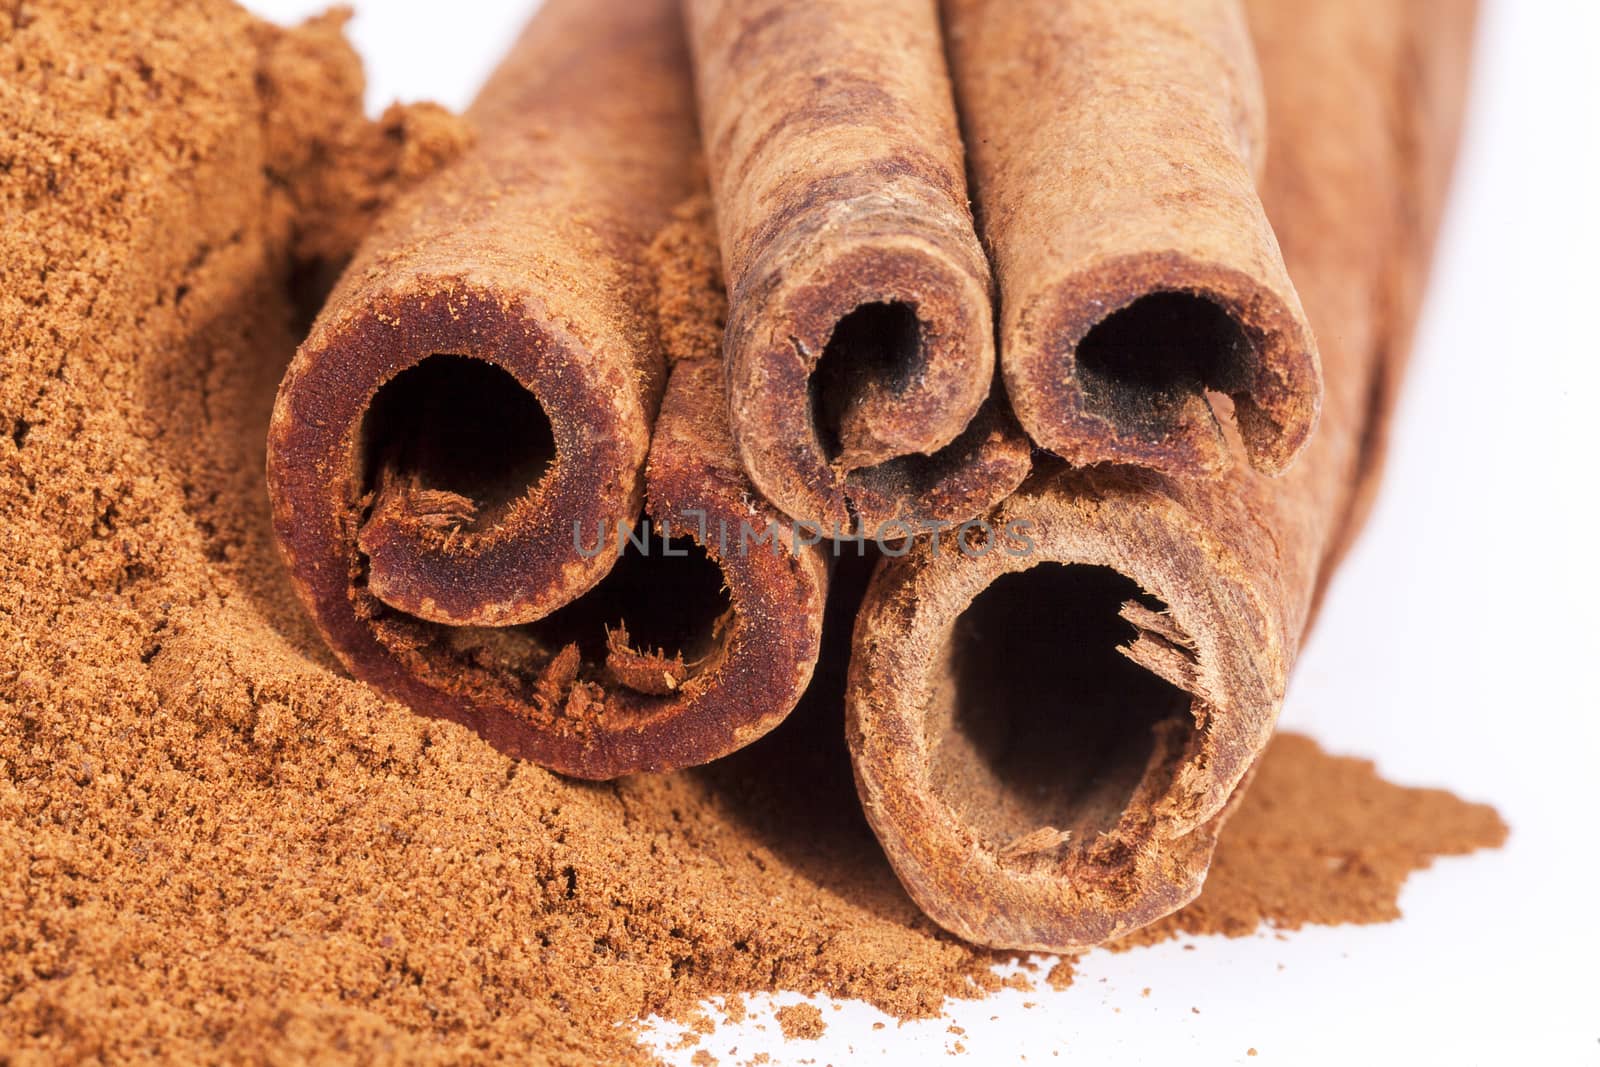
[268,295,826,778]
[845,466,1283,951]
[726,225,1032,536]
[1007,253,1321,478]
[269,281,649,628]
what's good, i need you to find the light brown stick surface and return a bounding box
[685,0,1031,535]
[269,0,697,630]
[943,0,1321,477]
[848,0,1477,950]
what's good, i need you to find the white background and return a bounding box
[241,1,1600,1062]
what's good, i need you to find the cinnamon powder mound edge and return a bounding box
[0,1,1503,1065]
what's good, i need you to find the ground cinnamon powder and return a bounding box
[774,1004,826,1042]
[1,4,1504,1064]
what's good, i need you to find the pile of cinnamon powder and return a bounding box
[0,4,1506,1064]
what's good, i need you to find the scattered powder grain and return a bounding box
[775,1004,826,1042]
[0,3,1506,1065]
[1125,734,1509,947]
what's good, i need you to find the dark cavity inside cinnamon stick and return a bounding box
[809,300,925,462]
[687,0,1031,534]
[360,355,557,537]
[383,520,734,703]
[943,0,1321,477]
[1073,292,1254,431]
[360,518,732,742]
[929,564,1194,857]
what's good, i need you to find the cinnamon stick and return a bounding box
[269,2,826,779]
[942,0,1321,477]
[847,0,1477,949]
[269,0,697,629]
[684,0,1032,535]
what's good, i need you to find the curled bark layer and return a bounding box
[686,0,1031,535]
[848,0,1478,950]
[943,0,1321,477]
[269,0,698,629]
[269,4,827,778]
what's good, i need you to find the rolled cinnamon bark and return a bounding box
[269,5,826,779]
[269,0,697,629]
[684,0,1031,535]
[848,0,1477,949]
[943,0,1321,477]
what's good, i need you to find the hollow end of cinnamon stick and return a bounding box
[1007,255,1322,477]
[267,184,830,780]
[269,0,701,635]
[272,382,826,780]
[726,234,1031,536]
[688,0,1031,535]
[846,469,1283,951]
[944,0,1321,479]
[269,281,648,629]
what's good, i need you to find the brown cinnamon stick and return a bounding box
[269,0,697,629]
[684,0,1032,535]
[942,0,1321,477]
[847,0,1477,949]
[268,2,826,779]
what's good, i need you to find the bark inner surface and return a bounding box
[361,354,557,534]
[368,522,735,713]
[808,300,924,461]
[926,563,1196,860]
[1075,292,1253,430]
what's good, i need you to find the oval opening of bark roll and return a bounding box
[369,520,735,708]
[926,562,1197,861]
[808,299,925,461]
[359,354,557,534]
[525,521,734,689]
[1074,291,1254,417]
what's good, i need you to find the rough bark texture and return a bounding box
[685,0,1031,535]
[269,0,699,630]
[847,0,1478,951]
[944,0,1321,477]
